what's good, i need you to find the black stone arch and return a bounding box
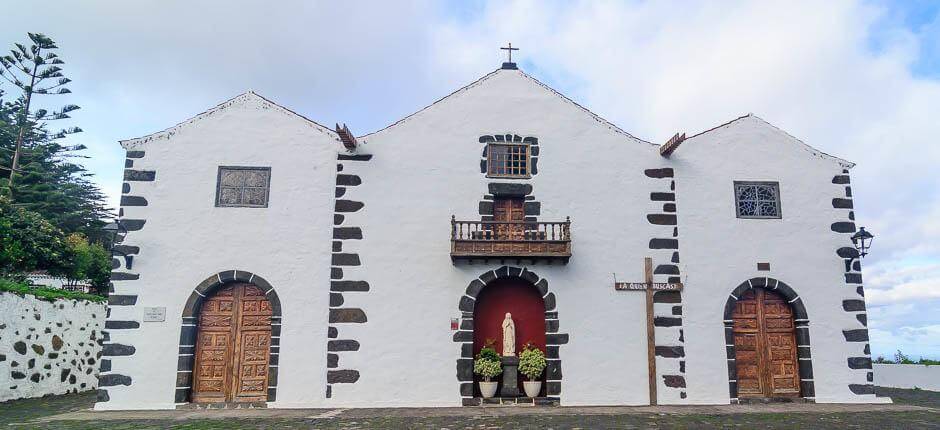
[722,277,815,402]
[175,270,282,404]
[453,266,569,406]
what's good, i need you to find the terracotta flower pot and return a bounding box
[523,380,542,398]
[479,381,499,398]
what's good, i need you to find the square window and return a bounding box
[734,181,780,219]
[487,143,530,178]
[215,167,271,208]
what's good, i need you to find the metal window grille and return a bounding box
[216,166,271,208]
[734,181,781,218]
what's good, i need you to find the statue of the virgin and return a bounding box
[501,312,516,356]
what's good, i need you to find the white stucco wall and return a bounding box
[874,364,940,391]
[672,116,874,403]
[96,94,338,410]
[100,68,876,409]
[0,292,105,402]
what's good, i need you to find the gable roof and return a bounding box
[680,114,855,169]
[360,67,653,146]
[119,91,337,149]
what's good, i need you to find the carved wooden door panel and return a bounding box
[762,290,800,397]
[231,284,273,402]
[732,288,800,398]
[192,285,237,403]
[192,283,272,403]
[493,197,525,241]
[732,289,764,398]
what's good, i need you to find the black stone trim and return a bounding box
[832,198,854,209]
[455,266,568,404]
[175,271,282,404]
[107,295,137,306]
[105,320,140,330]
[335,200,364,212]
[338,154,373,161]
[102,344,136,356]
[99,374,132,387]
[831,222,856,233]
[843,329,869,342]
[645,168,674,178]
[336,174,362,186]
[121,219,146,231]
[723,277,814,402]
[848,357,872,369]
[329,308,367,323]
[120,196,148,206]
[328,369,360,384]
[126,150,145,158]
[123,170,156,181]
[649,238,679,249]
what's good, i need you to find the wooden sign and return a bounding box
[612,257,682,406]
[615,282,683,291]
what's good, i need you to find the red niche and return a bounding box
[473,278,546,357]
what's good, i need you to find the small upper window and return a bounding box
[734,181,780,219]
[216,166,271,208]
[487,143,530,178]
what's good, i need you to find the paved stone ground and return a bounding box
[1,387,938,429]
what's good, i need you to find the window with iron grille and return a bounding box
[216,166,271,208]
[734,181,781,219]
[487,143,530,177]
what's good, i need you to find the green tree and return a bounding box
[61,232,111,294]
[0,33,109,239]
[0,195,66,279]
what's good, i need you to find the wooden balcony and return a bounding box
[451,217,571,263]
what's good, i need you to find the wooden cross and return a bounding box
[614,257,683,406]
[501,42,519,63]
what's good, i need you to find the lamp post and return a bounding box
[103,220,130,270]
[851,227,874,258]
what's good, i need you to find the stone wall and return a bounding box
[0,291,106,402]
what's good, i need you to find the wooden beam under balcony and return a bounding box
[450,217,571,263]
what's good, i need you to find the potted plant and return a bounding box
[474,341,502,398]
[518,342,547,398]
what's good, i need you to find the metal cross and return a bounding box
[501,43,519,63]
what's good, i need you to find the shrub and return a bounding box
[474,345,502,381]
[0,277,105,303]
[518,343,547,381]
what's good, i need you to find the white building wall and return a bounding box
[96,94,338,410]
[672,116,876,403]
[98,69,877,409]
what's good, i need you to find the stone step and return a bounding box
[464,397,560,407]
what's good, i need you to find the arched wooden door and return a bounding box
[473,278,546,396]
[192,283,272,403]
[732,287,801,398]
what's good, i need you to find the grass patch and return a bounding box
[0,277,106,303]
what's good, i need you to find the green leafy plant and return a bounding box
[474,344,503,382]
[518,342,547,381]
[0,277,105,302]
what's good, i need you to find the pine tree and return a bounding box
[0,33,109,239]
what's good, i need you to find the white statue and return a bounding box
[502,312,516,357]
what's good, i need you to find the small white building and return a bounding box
[96,62,878,410]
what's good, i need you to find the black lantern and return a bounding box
[103,220,131,269]
[851,227,874,258]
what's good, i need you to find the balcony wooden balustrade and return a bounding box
[450,216,571,263]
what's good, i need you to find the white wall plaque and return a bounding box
[143,307,166,322]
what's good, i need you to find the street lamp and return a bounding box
[103,220,131,270]
[851,227,874,258]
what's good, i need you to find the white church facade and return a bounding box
[96,62,879,409]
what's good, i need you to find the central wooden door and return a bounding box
[192,283,272,403]
[493,197,525,240]
[732,287,801,398]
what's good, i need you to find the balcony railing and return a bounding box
[451,216,571,262]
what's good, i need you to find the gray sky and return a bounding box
[4,0,939,359]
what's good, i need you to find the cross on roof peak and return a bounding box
[500,43,519,70]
